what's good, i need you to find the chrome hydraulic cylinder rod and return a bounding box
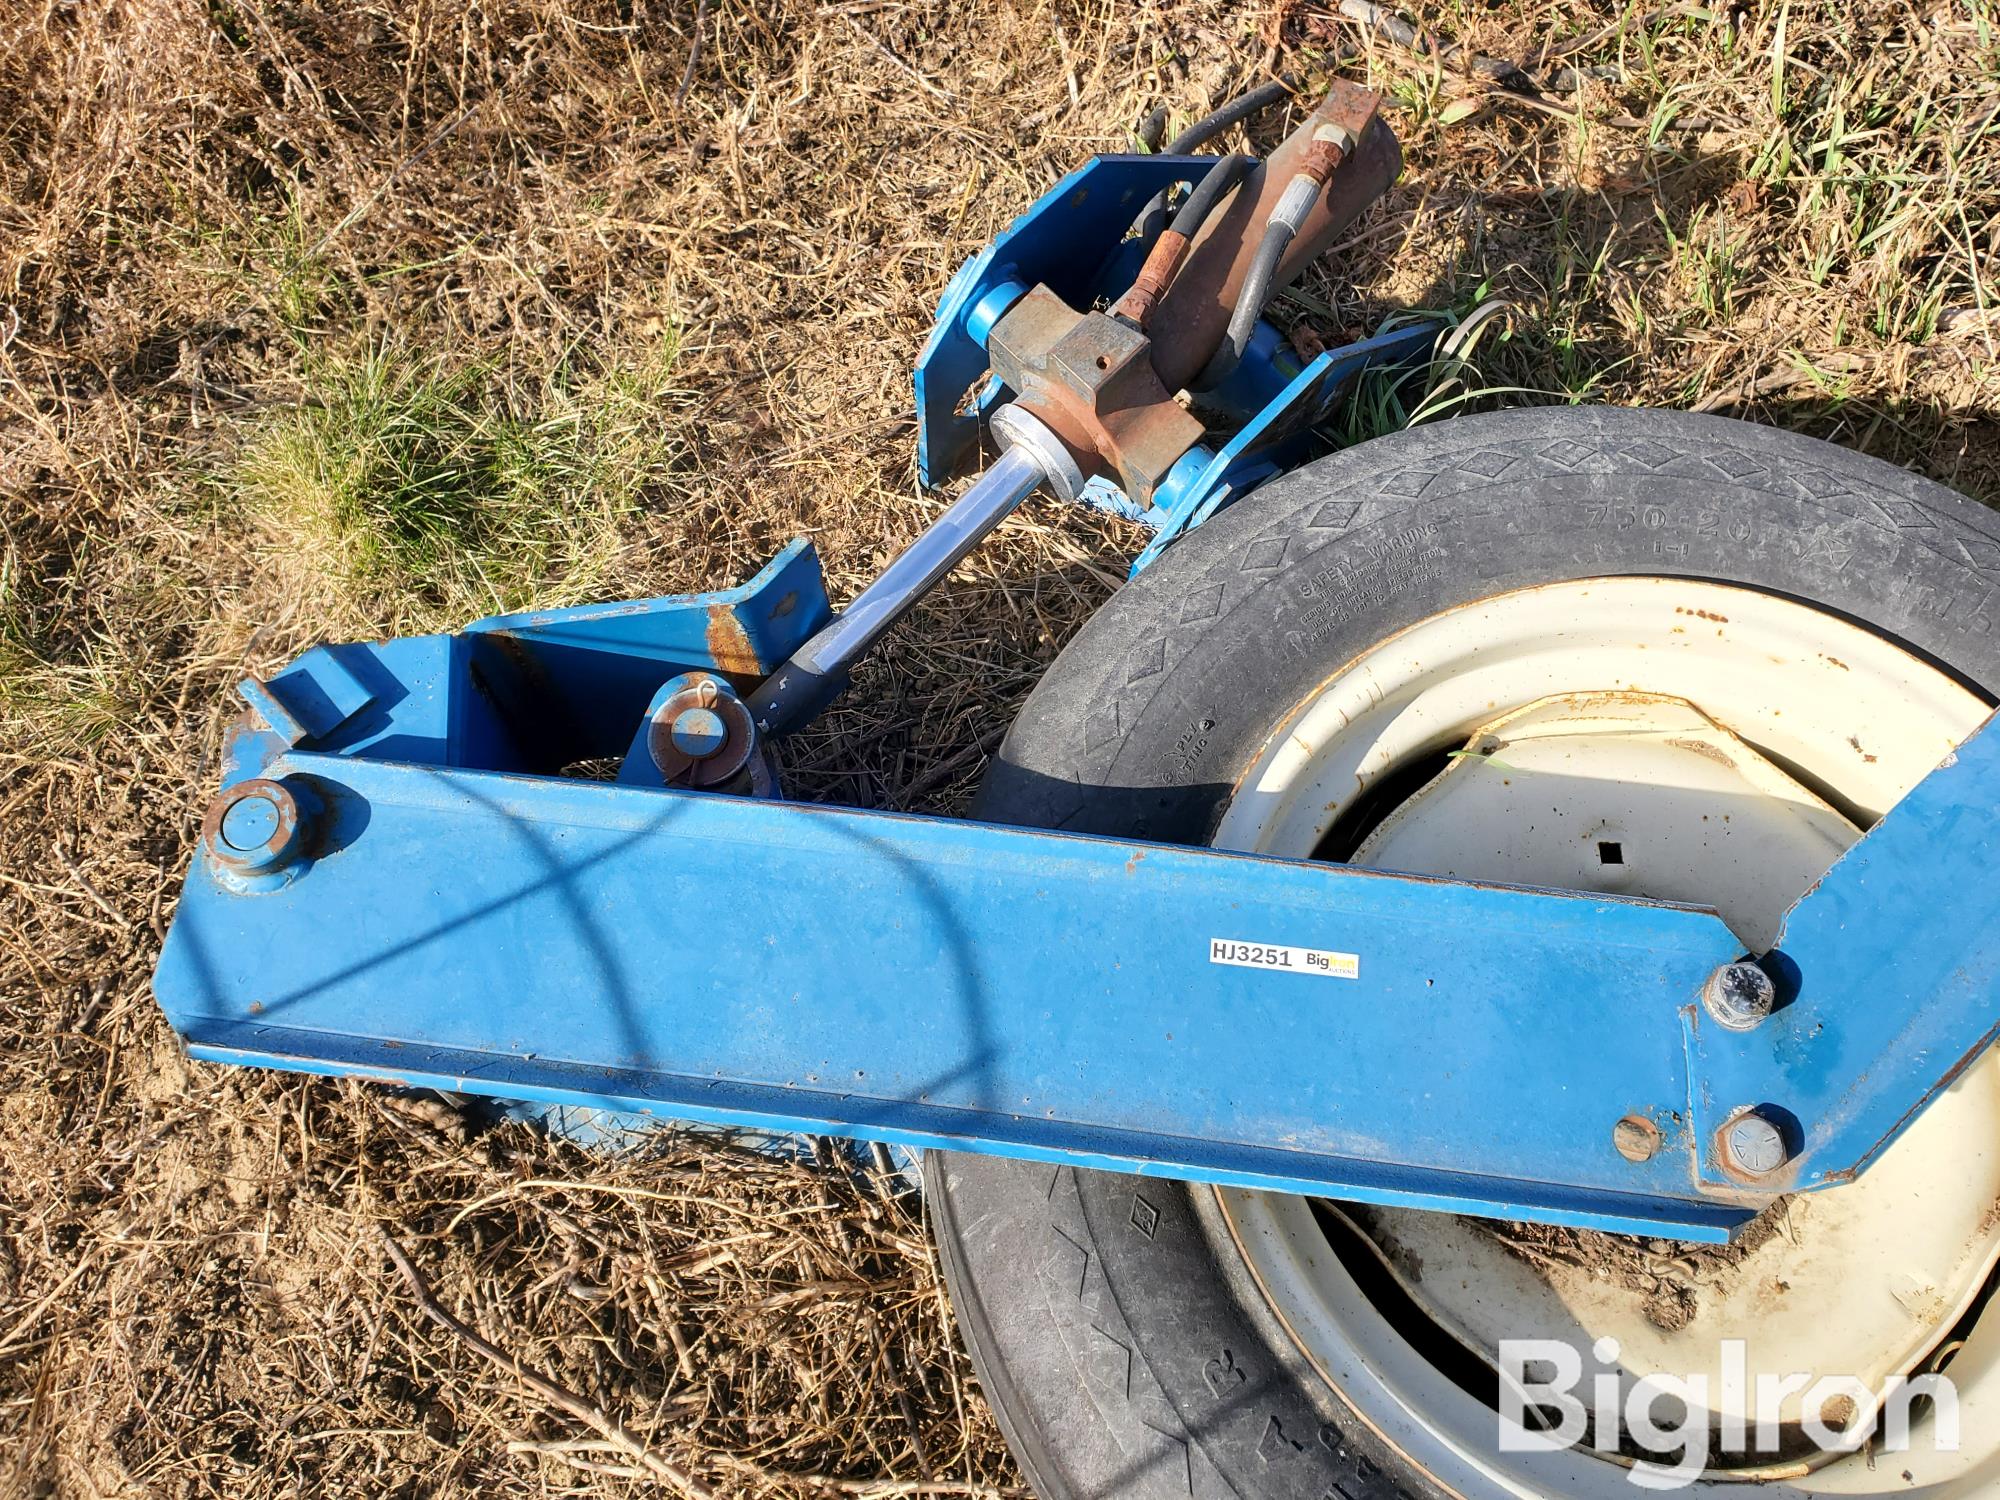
[746,436,1049,738]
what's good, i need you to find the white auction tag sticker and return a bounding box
[1209,937,1359,980]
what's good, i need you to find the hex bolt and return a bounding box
[1612,1114,1661,1163]
[1310,120,1358,157]
[1719,1112,1790,1178]
[669,706,728,760]
[1703,961,1776,1031]
[202,778,308,877]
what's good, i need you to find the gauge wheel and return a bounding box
[925,406,2000,1498]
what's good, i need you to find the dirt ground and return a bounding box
[2,0,1996,1494]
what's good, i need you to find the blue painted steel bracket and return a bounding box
[1133,319,1444,573]
[914,152,1444,564]
[1687,707,2000,1193]
[219,541,831,788]
[916,154,1209,489]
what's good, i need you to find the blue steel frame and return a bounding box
[153,532,2000,1243]
[151,151,2000,1247]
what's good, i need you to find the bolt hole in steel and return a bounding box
[1207,578,2000,1492]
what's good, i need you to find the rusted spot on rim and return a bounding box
[1666,734,1737,769]
[704,604,764,677]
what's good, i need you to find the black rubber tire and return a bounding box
[926,406,2000,1500]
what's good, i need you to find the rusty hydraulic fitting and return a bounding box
[1148,80,1395,394]
[1299,119,1358,183]
[1110,228,1191,330]
[1112,153,1255,333]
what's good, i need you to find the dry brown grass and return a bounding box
[0,0,1995,1493]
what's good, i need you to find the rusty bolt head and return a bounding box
[1703,961,1777,1031]
[1612,1114,1662,1163]
[202,777,308,876]
[1718,1112,1789,1178]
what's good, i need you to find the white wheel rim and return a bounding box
[1208,577,2000,1496]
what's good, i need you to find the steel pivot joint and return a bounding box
[985,288,1205,506]
[630,671,760,791]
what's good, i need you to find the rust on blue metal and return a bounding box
[219,541,831,788]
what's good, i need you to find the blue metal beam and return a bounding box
[156,529,2000,1246]
[1687,707,2000,1192]
[156,749,1758,1240]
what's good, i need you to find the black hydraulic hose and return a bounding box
[1132,77,1294,250]
[1164,77,1294,154]
[1168,152,1253,239]
[1197,217,1296,389]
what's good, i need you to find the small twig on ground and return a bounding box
[309,92,485,259]
[675,0,712,107]
[843,16,957,104]
[53,845,128,928]
[1337,0,1533,86]
[869,1314,934,1481]
[891,726,1006,809]
[1692,352,1871,413]
[376,1224,717,1499]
